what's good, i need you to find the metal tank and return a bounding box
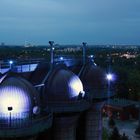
[42,65,90,140]
[0,73,52,139]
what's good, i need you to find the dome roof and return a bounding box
[80,64,107,89]
[44,67,84,102]
[80,63,115,99]
[0,75,40,119]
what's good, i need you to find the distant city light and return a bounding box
[9,60,13,64]
[90,55,94,58]
[52,47,55,50]
[106,73,114,81]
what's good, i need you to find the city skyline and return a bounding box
[0,0,140,45]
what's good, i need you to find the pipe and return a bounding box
[82,42,87,65]
[49,41,54,68]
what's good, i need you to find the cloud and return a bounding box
[0,0,140,44]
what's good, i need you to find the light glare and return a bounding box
[60,57,64,60]
[0,86,31,119]
[106,73,113,81]
[68,76,84,98]
[9,61,13,64]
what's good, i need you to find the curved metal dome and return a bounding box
[0,75,40,119]
[44,67,84,102]
[80,64,107,89]
[79,63,115,99]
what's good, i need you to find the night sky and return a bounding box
[0,0,140,45]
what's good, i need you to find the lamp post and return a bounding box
[9,60,13,69]
[60,57,64,61]
[106,73,114,95]
[106,73,115,119]
[8,106,13,127]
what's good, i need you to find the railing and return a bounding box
[0,112,53,137]
[0,58,82,73]
[0,112,52,129]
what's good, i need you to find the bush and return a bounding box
[102,127,109,140]
[109,127,121,140]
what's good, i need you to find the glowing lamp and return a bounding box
[94,63,97,66]
[90,55,94,58]
[60,57,64,60]
[9,61,13,64]
[106,73,113,81]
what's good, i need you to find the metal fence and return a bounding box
[0,112,52,129]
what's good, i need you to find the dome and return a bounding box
[80,64,107,89]
[0,75,40,119]
[44,67,84,102]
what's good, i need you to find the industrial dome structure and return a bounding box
[74,42,115,140]
[0,74,52,138]
[70,42,115,100]
[80,62,114,99]
[0,41,116,140]
[36,41,90,140]
[44,65,84,102]
[81,63,106,87]
[0,75,40,119]
[41,64,89,140]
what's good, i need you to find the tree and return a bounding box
[108,117,116,128]
[121,133,129,140]
[109,127,121,140]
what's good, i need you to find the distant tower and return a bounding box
[0,73,52,140]
[42,65,89,140]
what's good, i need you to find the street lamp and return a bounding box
[60,57,64,61]
[9,60,13,69]
[8,106,13,127]
[106,73,115,118]
[90,55,94,58]
[106,73,113,81]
